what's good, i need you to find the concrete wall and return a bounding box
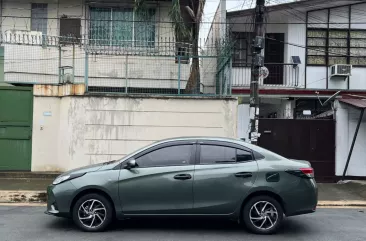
[335,102,366,177]
[31,95,238,171]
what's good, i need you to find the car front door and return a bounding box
[118,142,196,215]
[192,141,258,214]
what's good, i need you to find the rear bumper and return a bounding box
[283,178,318,217]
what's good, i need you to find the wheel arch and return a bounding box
[240,190,287,219]
[70,187,116,216]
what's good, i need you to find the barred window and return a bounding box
[89,7,156,47]
[232,32,254,67]
[307,29,366,66]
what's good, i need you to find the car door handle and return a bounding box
[235,172,253,178]
[174,174,192,180]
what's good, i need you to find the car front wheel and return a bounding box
[242,195,284,235]
[72,193,113,232]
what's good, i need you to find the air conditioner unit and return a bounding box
[330,64,352,77]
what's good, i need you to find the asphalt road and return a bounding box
[0,206,365,241]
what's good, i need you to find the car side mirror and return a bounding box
[125,159,137,169]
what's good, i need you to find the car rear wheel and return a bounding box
[242,195,284,235]
[72,193,113,232]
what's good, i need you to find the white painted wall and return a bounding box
[31,95,238,171]
[306,66,327,89]
[335,101,366,177]
[237,104,250,140]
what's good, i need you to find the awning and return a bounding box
[339,94,366,109]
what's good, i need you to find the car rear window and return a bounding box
[242,142,286,161]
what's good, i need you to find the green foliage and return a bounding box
[169,0,191,40]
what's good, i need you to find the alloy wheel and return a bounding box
[249,201,278,230]
[78,199,107,229]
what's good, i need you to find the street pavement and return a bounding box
[0,206,365,241]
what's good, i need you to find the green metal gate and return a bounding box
[0,86,33,171]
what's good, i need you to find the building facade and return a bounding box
[0,0,223,94]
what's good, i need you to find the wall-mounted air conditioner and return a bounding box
[330,64,352,77]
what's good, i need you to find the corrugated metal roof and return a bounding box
[339,96,366,109]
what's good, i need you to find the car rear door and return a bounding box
[118,141,196,215]
[192,141,258,214]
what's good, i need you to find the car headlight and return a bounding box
[52,173,86,185]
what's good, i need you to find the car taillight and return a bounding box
[286,168,314,178]
[300,168,314,176]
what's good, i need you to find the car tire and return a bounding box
[72,193,114,232]
[242,195,284,235]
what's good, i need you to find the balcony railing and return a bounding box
[232,63,300,88]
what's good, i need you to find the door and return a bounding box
[0,87,33,171]
[192,142,258,214]
[264,33,285,85]
[118,143,195,215]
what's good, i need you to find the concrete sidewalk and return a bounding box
[1,177,366,206]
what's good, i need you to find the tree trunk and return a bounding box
[185,22,200,94]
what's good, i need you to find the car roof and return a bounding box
[156,136,279,156]
[118,136,287,164]
[156,136,250,147]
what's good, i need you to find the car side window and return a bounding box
[253,151,265,160]
[236,149,253,162]
[200,145,236,164]
[135,145,192,168]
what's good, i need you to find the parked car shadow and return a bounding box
[46,216,310,235]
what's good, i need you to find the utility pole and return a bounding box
[249,0,266,145]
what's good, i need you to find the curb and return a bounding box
[0,190,47,203]
[317,200,366,207]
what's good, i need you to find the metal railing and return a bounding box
[232,63,300,88]
[2,33,232,96]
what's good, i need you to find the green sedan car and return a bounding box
[45,137,317,234]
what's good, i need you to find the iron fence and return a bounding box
[1,33,232,96]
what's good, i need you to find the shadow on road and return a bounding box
[45,216,310,235]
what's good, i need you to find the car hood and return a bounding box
[57,160,118,177]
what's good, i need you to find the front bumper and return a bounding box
[45,181,77,218]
